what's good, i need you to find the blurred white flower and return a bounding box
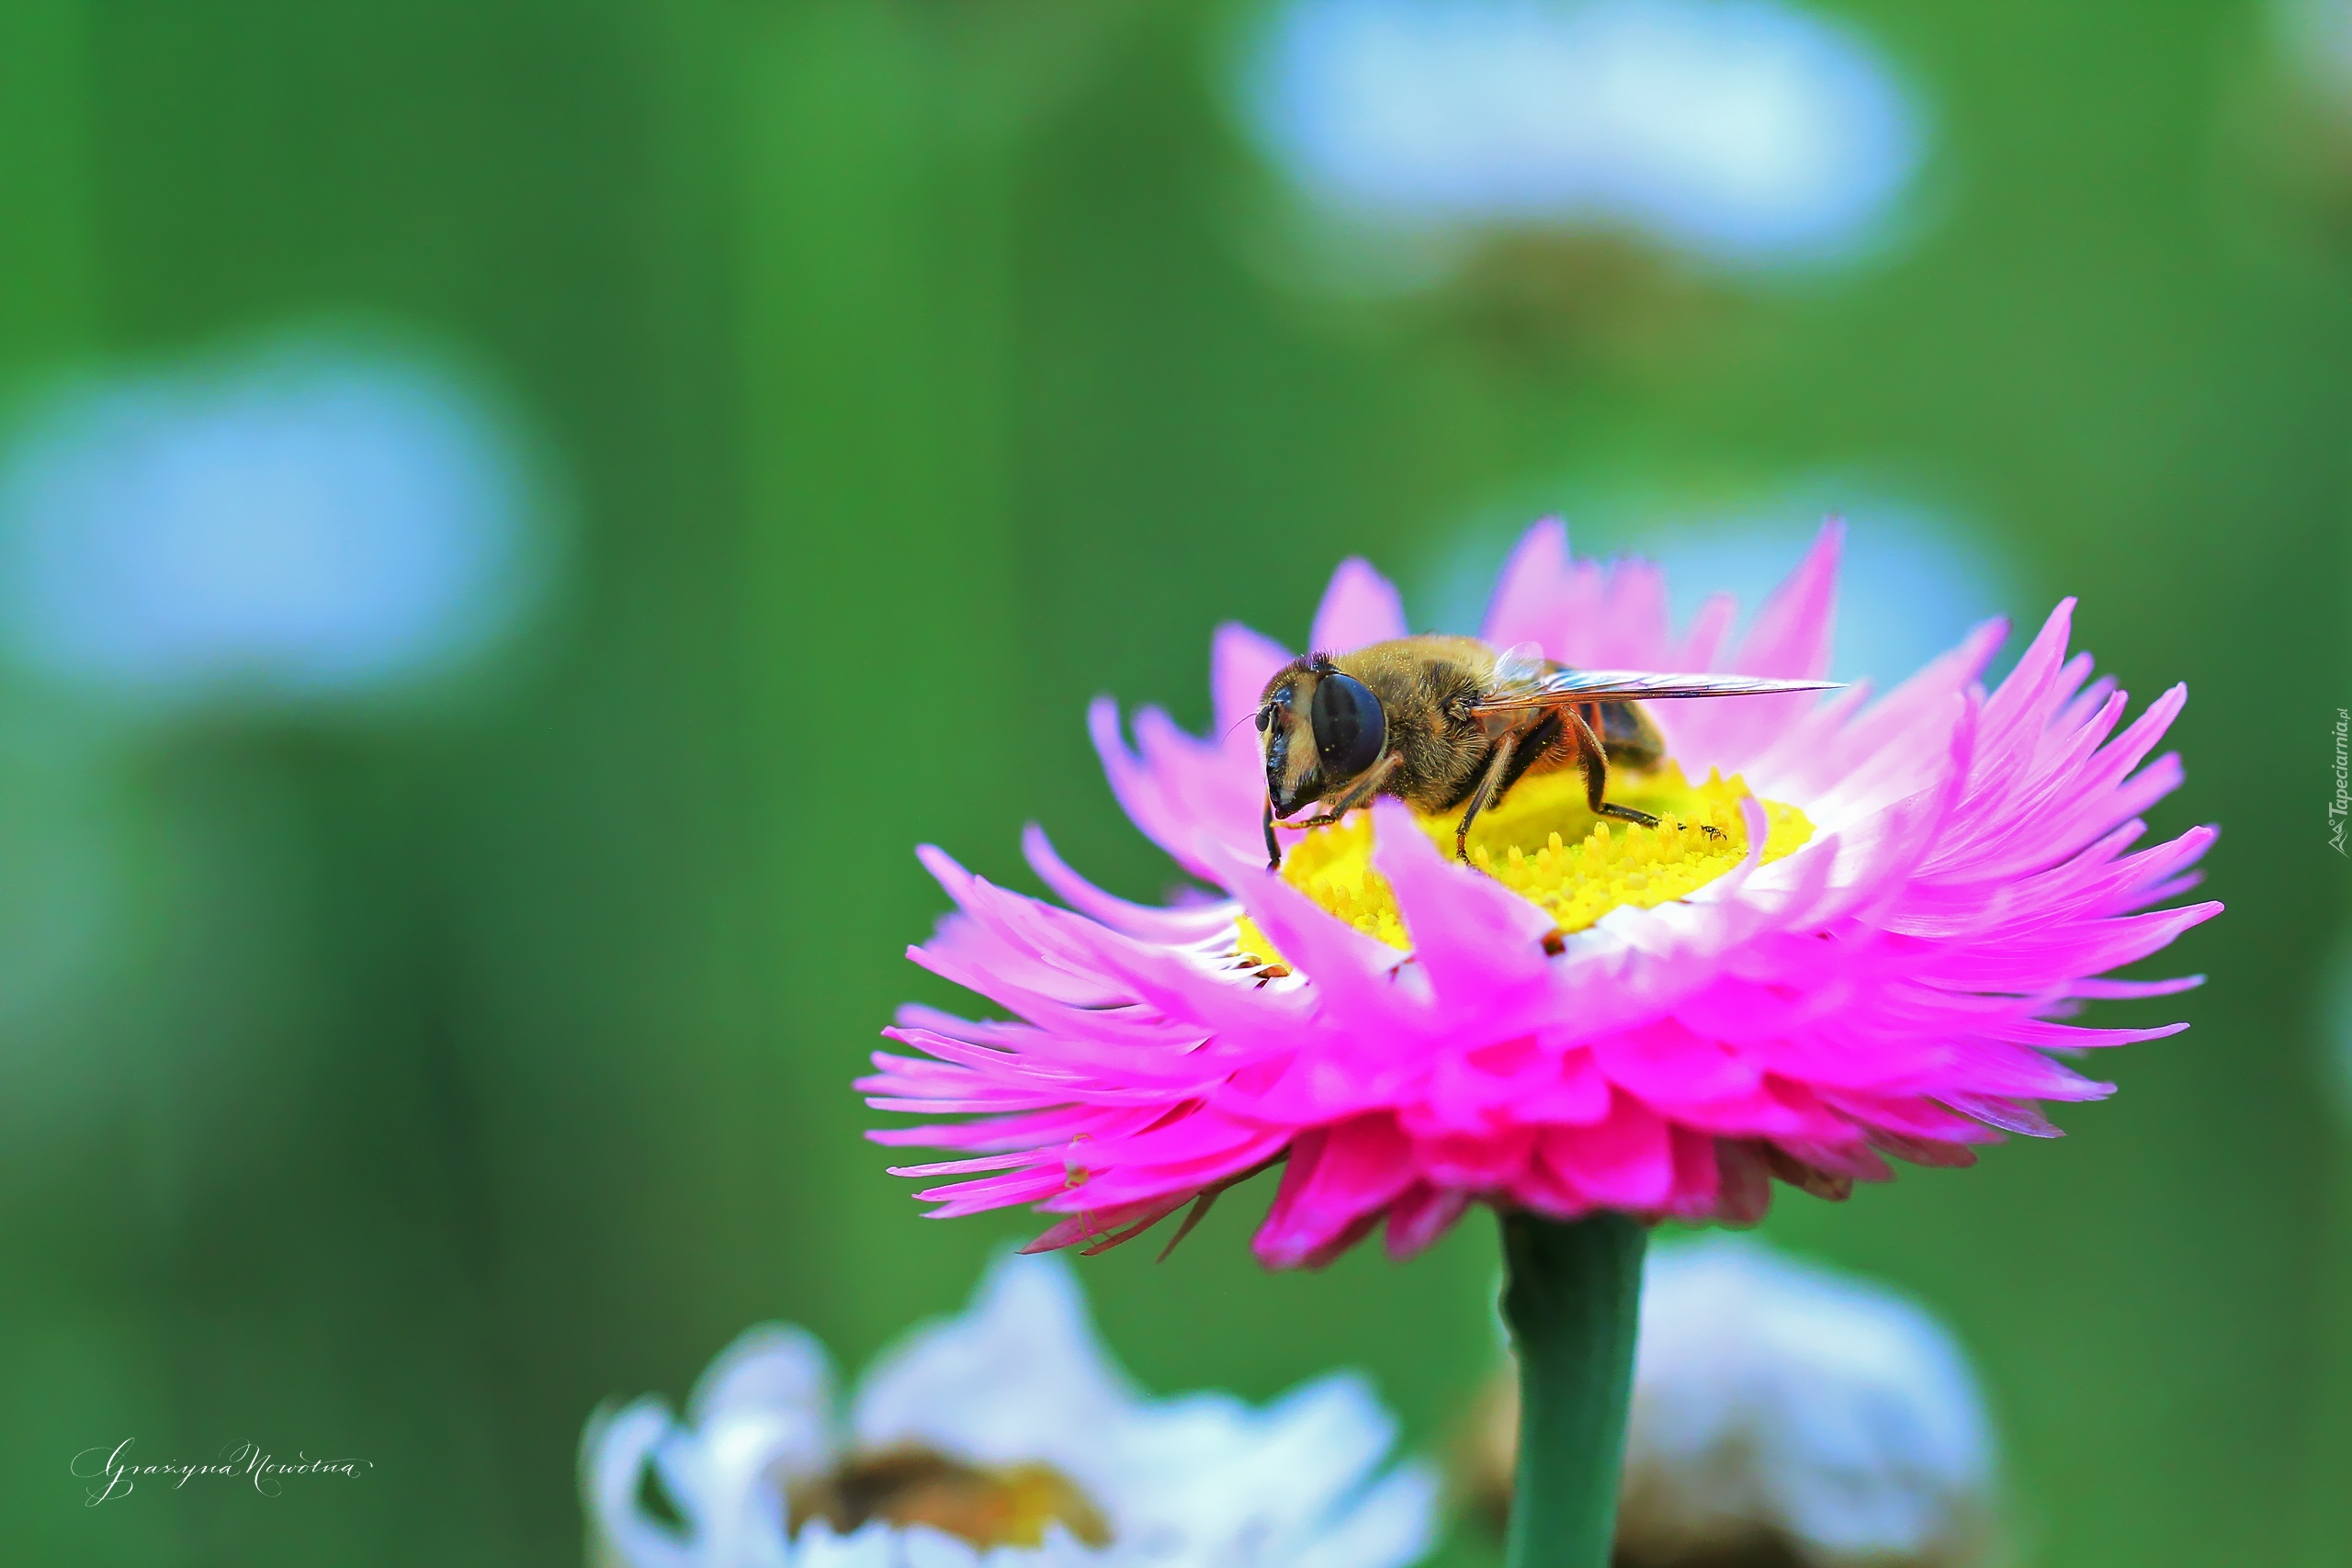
[1618,1237,1997,1567]
[0,335,550,706]
[582,1252,1437,1568]
[1461,1236,1996,1566]
[2276,0,2352,106]
[1242,0,1922,266]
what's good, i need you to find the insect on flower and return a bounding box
[861,520,2220,1269]
[1256,637,1837,867]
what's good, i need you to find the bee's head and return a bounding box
[1257,656,1387,818]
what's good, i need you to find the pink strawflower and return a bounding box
[861,521,2219,1269]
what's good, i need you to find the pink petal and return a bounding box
[1538,1096,1676,1211]
[1385,1183,1473,1259]
[1482,519,1571,652]
[1311,558,1410,653]
[1253,1116,1419,1269]
[1213,621,1294,732]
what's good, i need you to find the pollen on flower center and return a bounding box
[786,1445,1113,1550]
[1237,762,1813,964]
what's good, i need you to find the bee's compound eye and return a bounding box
[1254,705,1272,733]
[1309,671,1385,778]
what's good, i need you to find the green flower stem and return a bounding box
[1500,1211,1648,1568]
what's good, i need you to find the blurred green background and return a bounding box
[1,0,2347,1563]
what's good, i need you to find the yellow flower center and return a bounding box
[787,1445,1113,1550]
[1236,763,1812,964]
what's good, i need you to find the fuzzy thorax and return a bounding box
[1236,762,1813,964]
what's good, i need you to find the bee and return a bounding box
[1255,637,1838,868]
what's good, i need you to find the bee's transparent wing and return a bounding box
[1471,669,1840,716]
[1489,640,1552,695]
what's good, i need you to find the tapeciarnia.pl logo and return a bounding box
[71,1438,371,1505]
[2331,707,2348,857]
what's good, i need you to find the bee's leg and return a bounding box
[1263,797,1283,871]
[1453,735,1521,864]
[1566,706,1660,829]
[1284,753,1403,832]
